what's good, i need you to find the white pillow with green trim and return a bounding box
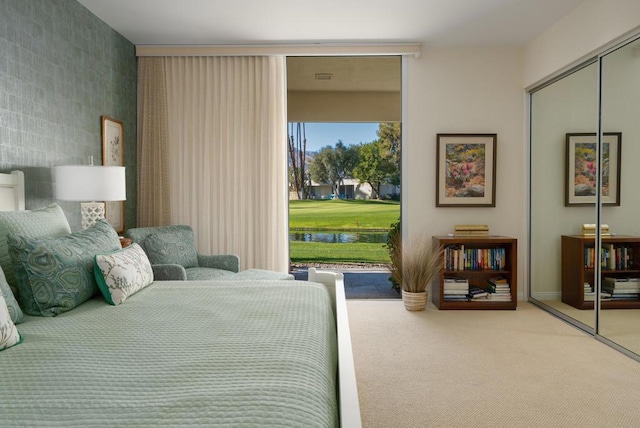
[0,292,22,351]
[94,243,154,305]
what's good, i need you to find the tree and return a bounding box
[353,140,395,199]
[287,123,308,199]
[377,122,401,186]
[308,141,360,197]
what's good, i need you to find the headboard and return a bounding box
[0,171,25,212]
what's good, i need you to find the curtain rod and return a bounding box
[136,43,422,58]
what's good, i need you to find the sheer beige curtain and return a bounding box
[138,56,288,272]
[137,57,171,226]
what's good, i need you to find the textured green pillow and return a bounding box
[94,243,154,305]
[0,292,22,351]
[144,226,199,268]
[0,267,23,324]
[8,219,121,317]
[0,204,71,292]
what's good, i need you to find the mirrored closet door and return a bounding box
[529,61,598,330]
[530,33,640,360]
[599,37,640,356]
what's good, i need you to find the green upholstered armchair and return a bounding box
[124,225,240,281]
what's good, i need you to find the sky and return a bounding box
[293,123,380,152]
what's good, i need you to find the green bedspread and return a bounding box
[0,280,338,427]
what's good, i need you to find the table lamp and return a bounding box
[54,163,126,229]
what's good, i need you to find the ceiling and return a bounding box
[76,0,585,47]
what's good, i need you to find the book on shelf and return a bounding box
[601,287,640,295]
[487,294,512,302]
[608,293,640,300]
[467,287,489,300]
[444,276,469,282]
[488,276,509,285]
[454,230,490,237]
[581,223,610,235]
[583,245,633,270]
[444,287,469,296]
[603,277,640,285]
[444,246,507,271]
[455,224,489,231]
[453,224,489,237]
[444,295,469,301]
[602,278,640,294]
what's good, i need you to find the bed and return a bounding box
[0,171,361,427]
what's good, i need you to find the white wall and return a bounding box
[403,47,526,298]
[524,0,640,87]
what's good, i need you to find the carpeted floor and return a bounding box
[346,300,640,427]
[539,299,640,356]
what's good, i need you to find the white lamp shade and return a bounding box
[54,165,126,202]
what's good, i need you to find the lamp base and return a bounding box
[81,202,105,229]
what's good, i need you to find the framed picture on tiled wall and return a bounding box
[101,116,125,233]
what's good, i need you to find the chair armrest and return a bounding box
[197,254,240,273]
[152,264,187,281]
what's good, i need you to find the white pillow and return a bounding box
[94,243,154,305]
[0,292,22,351]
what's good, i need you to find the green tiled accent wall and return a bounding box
[0,0,137,230]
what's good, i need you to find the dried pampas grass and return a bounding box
[389,233,442,293]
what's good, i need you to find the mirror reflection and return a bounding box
[599,38,640,355]
[530,61,598,330]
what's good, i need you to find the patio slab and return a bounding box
[292,267,400,299]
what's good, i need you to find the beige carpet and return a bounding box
[347,300,640,427]
[540,299,640,355]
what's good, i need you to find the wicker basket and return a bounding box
[402,290,428,311]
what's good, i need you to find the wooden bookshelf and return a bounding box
[561,235,640,309]
[432,236,517,310]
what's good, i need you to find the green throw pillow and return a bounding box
[8,219,121,317]
[94,243,154,305]
[0,292,22,351]
[0,204,71,292]
[144,226,199,268]
[0,266,23,324]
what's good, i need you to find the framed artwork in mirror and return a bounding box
[101,116,125,233]
[565,132,621,206]
[436,134,497,207]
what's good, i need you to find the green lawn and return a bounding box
[289,199,399,264]
[289,241,390,264]
[289,199,399,230]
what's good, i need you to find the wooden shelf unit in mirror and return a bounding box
[561,235,640,310]
[432,236,517,310]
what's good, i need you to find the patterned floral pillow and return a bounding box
[144,226,199,268]
[8,219,121,316]
[0,267,23,324]
[0,292,22,351]
[94,243,154,305]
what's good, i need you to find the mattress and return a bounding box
[0,280,338,427]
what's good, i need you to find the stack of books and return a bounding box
[487,276,511,302]
[454,224,489,237]
[602,277,640,300]
[584,282,595,301]
[443,277,469,301]
[581,224,610,237]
